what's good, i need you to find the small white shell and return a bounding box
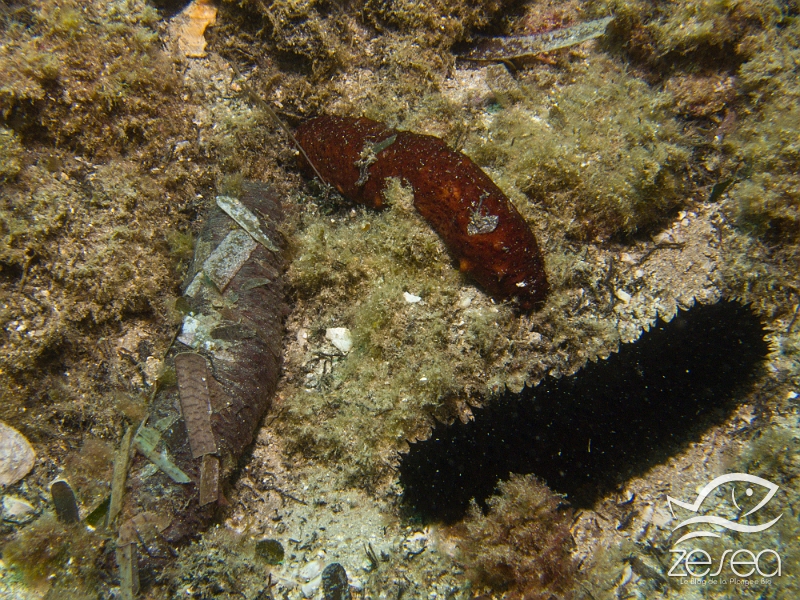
[0,421,35,486]
[2,496,36,523]
[299,558,324,581]
[301,574,322,598]
[325,327,353,353]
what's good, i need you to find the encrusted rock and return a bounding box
[322,563,351,600]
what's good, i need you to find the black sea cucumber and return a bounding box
[295,115,550,310]
[400,301,768,522]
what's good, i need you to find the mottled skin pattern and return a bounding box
[295,115,549,309]
[118,183,287,585]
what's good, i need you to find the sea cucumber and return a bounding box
[114,182,288,589]
[399,300,767,522]
[295,115,549,310]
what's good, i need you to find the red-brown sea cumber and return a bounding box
[295,115,549,310]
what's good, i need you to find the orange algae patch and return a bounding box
[173,0,217,58]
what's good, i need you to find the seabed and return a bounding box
[1,0,799,598]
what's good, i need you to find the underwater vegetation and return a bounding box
[724,16,800,246]
[1,0,800,597]
[400,300,769,522]
[0,0,205,443]
[593,0,794,71]
[224,0,507,75]
[0,126,23,181]
[0,0,183,158]
[446,474,579,599]
[463,57,693,242]
[2,513,108,596]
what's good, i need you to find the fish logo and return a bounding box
[668,473,783,545]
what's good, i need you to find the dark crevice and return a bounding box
[399,300,769,523]
[0,261,24,284]
[147,0,193,20]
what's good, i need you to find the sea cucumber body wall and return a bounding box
[296,115,549,309]
[116,183,288,582]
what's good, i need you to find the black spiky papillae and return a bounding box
[399,300,769,523]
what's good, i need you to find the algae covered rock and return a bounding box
[0,127,23,181]
[468,59,692,240]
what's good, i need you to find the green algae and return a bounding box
[590,0,789,68]
[725,18,800,244]
[0,0,202,442]
[225,0,506,75]
[465,58,692,241]
[363,0,505,47]
[2,513,106,594]
[0,161,186,378]
[283,190,471,485]
[0,0,180,157]
[0,127,23,181]
[711,17,800,322]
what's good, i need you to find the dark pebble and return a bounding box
[322,563,351,600]
[255,539,284,565]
